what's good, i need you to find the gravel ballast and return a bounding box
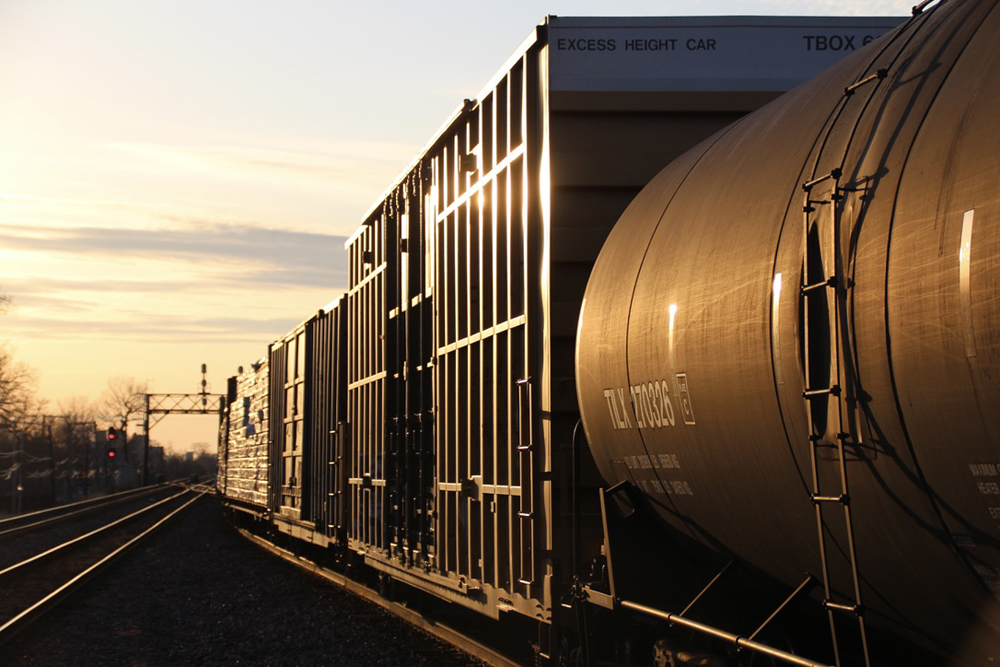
[4,495,482,666]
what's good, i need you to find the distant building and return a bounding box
[148,446,164,468]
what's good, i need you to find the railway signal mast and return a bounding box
[106,427,119,458]
[140,364,226,485]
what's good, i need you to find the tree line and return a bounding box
[1,292,217,516]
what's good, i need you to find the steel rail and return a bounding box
[0,488,192,580]
[0,491,204,647]
[619,599,833,667]
[238,529,521,667]
[0,485,167,539]
[183,480,218,495]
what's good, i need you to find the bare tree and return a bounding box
[0,290,32,430]
[100,377,148,431]
[58,397,94,424]
[0,344,38,432]
[57,397,97,498]
[58,397,96,444]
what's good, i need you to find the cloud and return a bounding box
[0,222,348,288]
[4,284,339,345]
[0,193,157,221]
[1,218,349,347]
[0,135,419,237]
[6,309,311,343]
[12,278,205,296]
[108,140,417,194]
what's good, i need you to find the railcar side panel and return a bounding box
[385,172,437,569]
[347,211,390,554]
[431,50,541,615]
[269,325,306,519]
[307,299,348,540]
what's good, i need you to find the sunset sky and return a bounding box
[0,0,912,452]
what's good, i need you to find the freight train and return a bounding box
[218,1,1000,664]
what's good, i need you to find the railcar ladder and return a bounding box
[793,6,945,660]
[800,169,870,667]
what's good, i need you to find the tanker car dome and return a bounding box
[576,0,1000,660]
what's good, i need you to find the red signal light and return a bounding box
[107,427,118,441]
[108,449,116,458]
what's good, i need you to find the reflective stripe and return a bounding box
[772,272,784,384]
[960,209,976,358]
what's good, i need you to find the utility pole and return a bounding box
[14,431,23,515]
[142,393,149,486]
[45,416,56,505]
[83,422,91,498]
[7,436,15,514]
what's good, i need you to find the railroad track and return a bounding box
[0,484,170,540]
[0,483,208,646]
[238,529,521,667]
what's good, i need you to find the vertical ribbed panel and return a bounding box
[348,211,389,552]
[267,344,286,514]
[307,299,348,539]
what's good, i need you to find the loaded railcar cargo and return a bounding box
[221,358,270,508]
[344,14,901,625]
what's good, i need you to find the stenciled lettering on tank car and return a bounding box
[603,379,685,430]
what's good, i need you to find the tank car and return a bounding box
[577,0,1000,662]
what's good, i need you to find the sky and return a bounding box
[0,0,913,452]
